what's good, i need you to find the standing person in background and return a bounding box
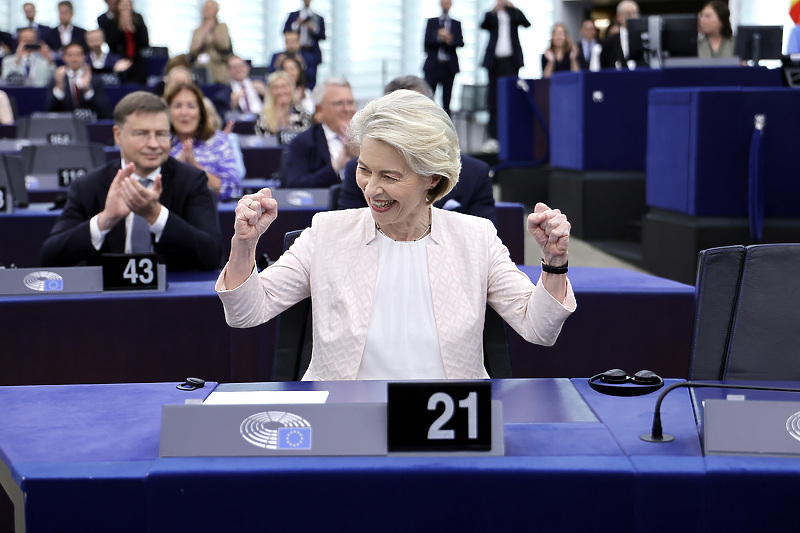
[284,0,325,89]
[541,23,580,78]
[576,19,600,70]
[18,3,51,43]
[480,0,530,152]
[97,0,117,36]
[42,1,87,56]
[105,0,150,85]
[697,1,735,59]
[423,0,464,116]
[599,0,641,70]
[190,0,233,85]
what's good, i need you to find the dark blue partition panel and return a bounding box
[2,87,48,117]
[647,87,800,217]
[550,69,661,171]
[551,67,781,172]
[647,88,748,215]
[498,77,535,161]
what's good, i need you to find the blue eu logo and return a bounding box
[44,279,63,291]
[278,427,312,450]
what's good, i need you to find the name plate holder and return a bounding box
[703,399,800,457]
[0,262,166,296]
[159,383,504,458]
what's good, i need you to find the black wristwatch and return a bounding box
[541,258,568,274]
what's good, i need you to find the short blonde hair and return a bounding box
[348,90,460,204]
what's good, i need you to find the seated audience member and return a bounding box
[576,19,600,70]
[18,2,52,43]
[152,55,193,96]
[105,0,149,85]
[1,28,54,87]
[97,0,117,35]
[85,28,131,80]
[0,30,13,58]
[266,30,313,84]
[278,54,314,114]
[542,23,580,78]
[216,89,575,380]
[599,0,642,70]
[697,1,735,59]
[339,75,497,225]
[166,82,242,200]
[282,76,357,188]
[189,0,233,85]
[0,91,14,125]
[42,1,87,56]
[283,0,325,89]
[214,55,266,116]
[254,71,312,138]
[45,41,112,118]
[40,91,223,271]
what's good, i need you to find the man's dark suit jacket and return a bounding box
[423,16,463,76]
[44,75,112,118]
[576,39,596,70]
[40,157,223,271]
[338,154,498,226]
[42,25,87,53]
[283,11,325,66]
[480,7,531,71]
[599,32,646,70]
[283,123,340,189]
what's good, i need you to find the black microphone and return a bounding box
[641,381,800,443]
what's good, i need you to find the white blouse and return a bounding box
[356,230,446,380]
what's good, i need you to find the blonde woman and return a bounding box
[542,23,580,78]
[255,70,311,137]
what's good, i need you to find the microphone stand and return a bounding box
[641,381,800,443]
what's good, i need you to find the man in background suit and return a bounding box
[18,2,51,42]
[338,76,497,225]
[40,91,223,271]
[600,0,642,70]
[85,28,131,80]
[283,77,357,188]
[214,55,266,116]
[283,0,325,89]
[45,41,112,118]
[1,27,54,87]
[43,1,87,56]
[423,0,464,116]
[97,0,117,36]
[577,19,599,70]
[480,0,530,148]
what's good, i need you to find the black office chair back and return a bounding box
[690,243,800,380]
[0,155,29,208]
[16,113,89,143]
[21,143,106,176]
[272,229,513,381]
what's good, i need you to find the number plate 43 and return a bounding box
[387,381,492,452]
[102,253,159,291]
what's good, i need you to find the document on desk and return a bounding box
[203,390,329,405]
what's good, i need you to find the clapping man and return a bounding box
[283,0,325,89]
[45,41,112,118]
[41,91,223,271]
[215,55,266,116]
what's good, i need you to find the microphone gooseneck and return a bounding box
[640,381,800,443]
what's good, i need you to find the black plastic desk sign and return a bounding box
[101,254,166,291]
[58,168,87,187]
[160,403,388,457]
[387,381,494,453]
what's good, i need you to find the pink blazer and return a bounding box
[217,208,576,380]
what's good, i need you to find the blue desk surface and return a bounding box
[2,379,798,532]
